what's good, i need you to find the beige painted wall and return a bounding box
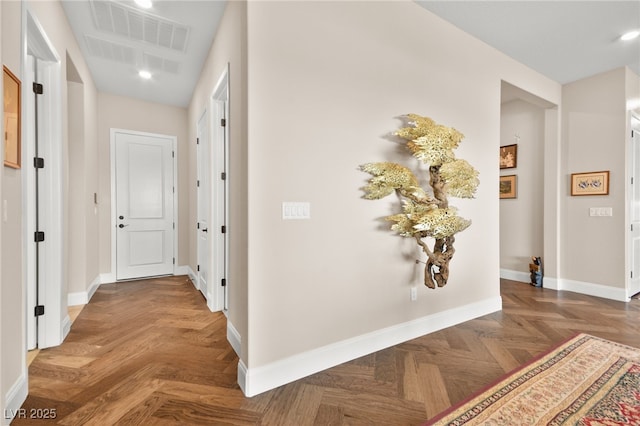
[97,93,189,273]
[1,0,24,410]
[561,68,627,288]
[0,0,5,417]
[244,1,561,368]
[500,100,545,272]
[187,0,248,360]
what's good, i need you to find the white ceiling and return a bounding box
[61,1,640,109]
[61,0,226,107]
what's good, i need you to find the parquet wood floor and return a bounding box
[15,276,640,425]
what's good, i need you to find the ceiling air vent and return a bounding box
[143,52,180,75]
[90,0,190,52]
[84,34,136,65]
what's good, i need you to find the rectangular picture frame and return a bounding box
[571,171,609,196]
[500,144,517,169]
[3,66,21,169]
[500,175,517,199]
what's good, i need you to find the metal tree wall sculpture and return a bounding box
[360,114,479,288]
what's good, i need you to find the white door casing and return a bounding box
[630,125,640,298]
[212,67,229,312]
[112,130,176,280]
[196,110,211,300]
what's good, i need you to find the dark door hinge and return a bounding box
[197,180,200,187]
[34,157,45,168]
[221,225,226,234]
[197,138,200,144]
[33,83,43,94]
[34,231,45,242]
[221,118,226,127]
[221,278,226,287]
[197,265,200,272]
[197,222,200,229]
[34,305,45,317]
[221,172,226,180]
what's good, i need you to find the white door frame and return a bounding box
[110,128,178,280]
[196,108,211,301]
[628,114,640,299]
[23,7,67,351]
[210,65,229,312]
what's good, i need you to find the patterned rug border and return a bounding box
[423,332,640,425]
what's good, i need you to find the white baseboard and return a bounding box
[500,272,628,302]
[175,265,191,276]
[557,278,629,302]
[239,296,502,397]
[4,373,27,424]
[62,314,71,340]
[68,275,101,306]
[500,268,530,283]
[100,272,116,285]
[227,320,242,357]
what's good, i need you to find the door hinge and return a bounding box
[173,222,175,230]
[173,257,175,265]
[34,157,45,168]
[631,270,634,279]
[197,222,200,229]
[221,172,226,180]
[221,225,226,234]
[221,278,226,287]
[172,151,175,158]
[33,82,43,94]
[197,265,200,272]
[197,138,200,145]
[197,180,200,187]
[221,118,226,127]
[34,231,45,242]
[34,305,45,317]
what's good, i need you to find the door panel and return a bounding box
[197,112,210,299]
[631,128,640,297]
[115,132,174,280]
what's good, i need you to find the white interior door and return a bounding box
[115,131,175,280]
[630,127,640,297]
[197,111,211,299]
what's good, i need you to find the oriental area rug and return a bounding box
[426,333,640,425]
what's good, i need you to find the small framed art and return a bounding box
[499,144,517,169]
[3,66,21,169]
[570,171,609,196]
[500,175,517,199]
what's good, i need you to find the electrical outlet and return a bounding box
[410,286,418,301]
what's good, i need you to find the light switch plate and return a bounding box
[282,202,310,219]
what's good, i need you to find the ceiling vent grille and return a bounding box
[90,0,190,52]
[84,34,136,65]
[143,52,180,75]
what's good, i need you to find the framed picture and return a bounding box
[3,66,21,169]
[500,144,517,169]
[500,175,517,199]
[571,171,609,196]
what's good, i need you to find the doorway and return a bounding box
[196,110,211,300]
[110,129,177,280]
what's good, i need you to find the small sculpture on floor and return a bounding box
[529,256,543,287]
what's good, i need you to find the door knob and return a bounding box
[202,228,208,233]
[118,224,129,228]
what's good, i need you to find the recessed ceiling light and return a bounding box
[134,0,152,9]
[621,30,640,41]
[138,70,152,80]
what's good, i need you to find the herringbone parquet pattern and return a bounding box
[15,276,640,425]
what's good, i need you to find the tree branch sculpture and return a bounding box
[360,114,479,288]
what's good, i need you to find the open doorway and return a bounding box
[499,81,558,284]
